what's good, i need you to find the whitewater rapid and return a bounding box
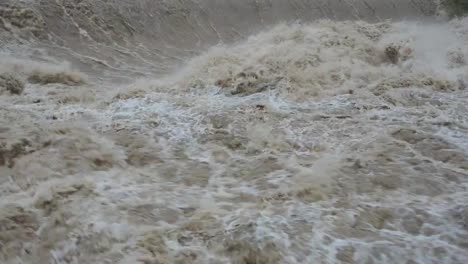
[1,1,468,264]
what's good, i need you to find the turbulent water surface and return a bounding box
[1,0,468,263]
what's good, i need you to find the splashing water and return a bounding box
[1,1,468,263]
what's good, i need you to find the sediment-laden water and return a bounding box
[1,1,468,263]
